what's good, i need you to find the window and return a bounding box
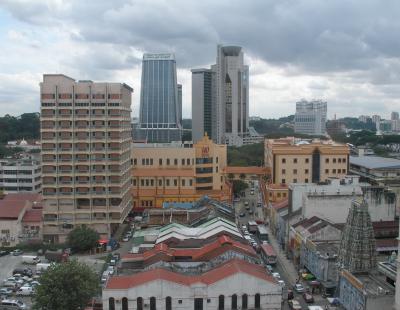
[159,179,162,186]
[305,158,309,163]
[167,159,170,165]
[189,179,193,186]
[277,193,281,198]
[333,158,337,163]
[140,179,144,186]
[343,169,346,174]
[122,297,128,310]
[282,169,286,175]
[216,166,219,172]
[159,159,163,165]
[338,158,342,163]
[281,179,286,184]
[187,158,190,165]
[282,158,286,164]
[150,158,153,165]
[305,178,309,183]
[242,294,248,309]
[255,293,260,309]
[150,297,156,310]
[333,169,336,174]
[182,179,186,186]
[325,169,329,174]
[218,295,224,310]
[325,158,329,163]
[109,298,115,310]
[141,159,145,165]
[134,159,137,165]
[231,294,238,309]
[343,158,346,163]
[166,179,170,186]
[166,296,172,310]
[293,179,297,183]
[174,159,178,165]
[174,179,177,186]
[293,169,297,174]
[178,300,182,304]
[293,158,298,163]
[137,297,143,310]
[282,192,287,198]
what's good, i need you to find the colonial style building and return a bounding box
[131,135,230,209]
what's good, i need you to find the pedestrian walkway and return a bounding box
[265,225,298,286]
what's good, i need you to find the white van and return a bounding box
[16,286,34,296]
[36,263,51,272]
[0,299,27,309]
[22,255,41,264]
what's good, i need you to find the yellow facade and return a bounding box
[265,137,350,185]
[132,135,230,208]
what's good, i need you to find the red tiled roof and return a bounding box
[106,258,276,289]
[272,199,288,210]
[122,235,257,263]
[0,193,42,219]
[22,209,42,223]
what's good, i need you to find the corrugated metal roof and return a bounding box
[350,156,400,169]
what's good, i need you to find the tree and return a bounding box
[67,226,99,253]
[232,180,249,195]
[239,173,246,180]
[33,260,99,310]
[228,173,234,182]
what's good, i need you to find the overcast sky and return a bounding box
[1,0,400,119]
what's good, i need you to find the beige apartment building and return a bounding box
[40,74,133,243]
[265,137,350,185]
[132,135,230,209]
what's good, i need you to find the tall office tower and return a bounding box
[177,84,182,126]
[215,45,249,146]
[191,68,215,142]
[391,111,399,121]
[294,99,327,136]
[40,74,133,243]
[371,114,381,124]
[137,53,182,143]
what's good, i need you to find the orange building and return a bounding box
[132,135,231,209]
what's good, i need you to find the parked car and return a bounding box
[10,249,23,256]
[244,201,249,206]
[122,236,129,242]
[0,299,27,309]
[248,210,254,215]
[16,286,34,296]
[239,212,245,217]
[272,272,281,280]
[303,293,314,303]
[250,190,254,195]
[0,287,13,297]
[0,250,8,257]
[278,280,286,288]
[265,265,273,272]
[288,299,302,310]
[293,283,305,293]
[13,268,32,277]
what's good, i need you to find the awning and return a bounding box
[98,239,108,245]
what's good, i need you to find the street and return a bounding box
[234,180,335,310]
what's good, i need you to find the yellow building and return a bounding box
[265,137,350,185]
[132,135,230,209]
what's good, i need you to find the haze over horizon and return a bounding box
[0,0,400,119]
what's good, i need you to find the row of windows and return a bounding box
[108,293,261,310]
[134,178,194,187]
[281,157,347,164]
[42,93,121,100]
[281,168,347,176]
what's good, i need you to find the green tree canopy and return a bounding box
[67,226,99,253]
[33,260,99,310]
[232,180,249,195]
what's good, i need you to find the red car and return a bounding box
[302,293,314,303]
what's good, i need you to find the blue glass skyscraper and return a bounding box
[137,53,182,142]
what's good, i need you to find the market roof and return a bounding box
[106,258,276,290]
[350,156,400,170]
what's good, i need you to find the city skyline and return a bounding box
[1,1,400,119]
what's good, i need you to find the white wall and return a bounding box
[103,272,282,310]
